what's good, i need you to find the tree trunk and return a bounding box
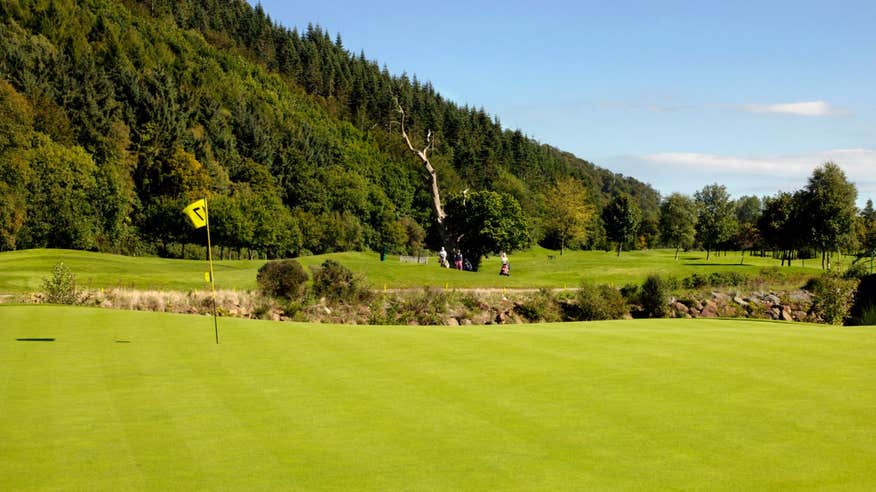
[617,242,622,257]
[395,100,448,246]
[674,245,680,260]
[706,247,711,261]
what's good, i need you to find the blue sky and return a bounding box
[253,0,876,205]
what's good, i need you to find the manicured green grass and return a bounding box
[1,305,874,490]
[0,247,824,294]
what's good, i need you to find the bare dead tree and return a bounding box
[395,98,449,244]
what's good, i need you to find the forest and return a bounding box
[0,0,873,267]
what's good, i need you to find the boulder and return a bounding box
[700,301,719,318]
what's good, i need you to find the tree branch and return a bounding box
[395,98,446,225]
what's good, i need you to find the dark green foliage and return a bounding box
[640,275,669,318]
[42,262,76,304]
[659,193,697,259]
[843,262,870,280]
[798,163,858,269]
[256,259,308,300]
[806,274,857,325]
[444,190,530,271]
[602,193,641,256]
[682,271,748,289]
[572,284,627,321]
[311,259,366,303]
[847,274,876,326]
[694,184,737,260]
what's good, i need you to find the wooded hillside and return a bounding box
[0,0,659,258]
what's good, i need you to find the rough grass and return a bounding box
[1,305,874,490]
[0,247,827,294]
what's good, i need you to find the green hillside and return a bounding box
[0,0,659,259]
[1,305,874,489]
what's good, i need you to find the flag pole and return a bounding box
[204,197,219,344]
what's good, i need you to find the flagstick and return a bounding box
[204,198,219,344]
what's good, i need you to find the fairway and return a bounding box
[1,306,874,489]
[0,247,824,294]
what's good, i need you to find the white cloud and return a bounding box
[740,100,842,117]
[638,149,876,202]
[643,149,876,177]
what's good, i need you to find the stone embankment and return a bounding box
[669,290,815,322]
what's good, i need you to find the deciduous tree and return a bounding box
[694,184,736,260]
[602,193,641,256]
[444,190,529,271]
[659,193,697,260]
[542,177,594,255]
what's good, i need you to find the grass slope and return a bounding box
[0,247,822,294]
[1,305,874,490]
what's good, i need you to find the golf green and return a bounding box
[1,305,874,489]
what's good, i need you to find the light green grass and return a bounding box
[0,247,826,294]
[1,305,874,490]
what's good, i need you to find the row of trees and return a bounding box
[580,162,866,269]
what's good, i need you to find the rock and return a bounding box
[693,301,704,311]
[733,296,749,306]
[765,294,781,304]
[461,319,473,326]
[770,307,781,319]
[700,301,719,318]
[780,307,793,322]
[446,317,460,326]
[674,302,689,314]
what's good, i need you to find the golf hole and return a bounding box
[16,338,55,342]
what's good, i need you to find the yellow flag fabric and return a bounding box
[204,271,211,282]
[183,199,207,229]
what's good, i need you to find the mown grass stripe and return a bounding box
[1,306,874,490]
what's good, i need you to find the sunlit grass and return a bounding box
[1,305,874,489]
[0,246,831,295]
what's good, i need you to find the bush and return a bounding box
[515,288,561,322]
[42,262,77,304]
[572,284,627,321]
[256,260,309,300]
[806,274,858,325]
[640,274,669,318]
[843,261,870,280]
[311,259,367,303]
[682,271,747,289]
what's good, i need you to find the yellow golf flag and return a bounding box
[183,199,207,229]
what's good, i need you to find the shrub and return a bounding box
[42,262,77,304]
[640,274,669,318]
[860,304,876,325]
[572,284,627,321]
[806,274,858,325]
[515,288,561,322]
[682,271,747,289]
[619,283,641,304]
[257,260,309,300]
[843,261,870,280]
[311,259,366,303]
[401,288,450,325]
